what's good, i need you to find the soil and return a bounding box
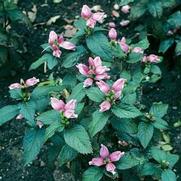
[0,0,180,181]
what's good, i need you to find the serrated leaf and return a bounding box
[150,103,168,118]
[86,32,112,61]
[82,167,103,181]
[127,52,143,63]
[86,87,104,103]
[0,105,19,126]
[112,103,142,118]
[58,144,78,166]
[152,118,168,130]
[64,124,92,154]
[23,128,45,165]
[130,4,146,20]
[88,111,109,137]
[137,122,154,148]
[161,169,176,181]
[9,89,23,100]
[148,2,163,18]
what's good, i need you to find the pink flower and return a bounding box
[48,31,75,58]
[89,144,124,175]
[81,5,92,19]
[132,47,143,54]
[99,101,111,112]
[121,5,131,14]
[96,79,126,112]
[118,37,129,53]
[26,77,39,87]
[108,28,117,40]
[142,54,160,63]
[81,5,105,29]
[76,57,110,88]
[9,83,22,90]
[108,22,116,28]
[51,98,78,119]
[120,20,130,27]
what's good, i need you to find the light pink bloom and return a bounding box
[100,101,111,112]
[26,77,39,87]
[118,37,129,53]
[76,57,110,88]
[81,5,92,19]
[86,18,97,28]
[120,20,130,27]
[96,81,110,94]
[121,5,131,14]
[92,12,105,23]
[109,22,116,28]
[9,83,22,90]
[132,47,143,54]
[48,31,75,58]
[108,28,117,40]
[51,98,78,119]
[89,144,124,175]
[142,54,160,63]
[16,114,24,120]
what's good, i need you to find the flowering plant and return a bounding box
[0,4,179,181]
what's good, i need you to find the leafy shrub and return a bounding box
[0,3,179,181]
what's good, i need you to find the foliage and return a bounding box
[0,2,180,181]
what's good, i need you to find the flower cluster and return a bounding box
[9,77,39,90]
[81,5,105,28]
[48,31,76,58]
[96,79,126,112]
[51,98,77,119]
[142,54,160,63]
[76,56,110,87]
[89,144,124,175]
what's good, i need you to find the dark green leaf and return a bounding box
[86,87,104,103]
[161,169,176,181]
[150,102,168,118]
[82,167,103,181]
[153,118,168,130]
[148,2,163,18]
[159,39,174,53]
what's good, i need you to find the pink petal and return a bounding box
[99,101,111,112]
[76,64,89,76]
[142,56,147,63]
[109,151,125,162]
[53,49,62,58]
[9,83,22,90]
[65,99,77,110]
[121,5,131,14]
[83,78,93,87]
[95,66,107,75]
[57,35,64,45]
[106,163,116,175]
[112,78,126,92]
[86,18,96,28]
[118,37,129,53]
[96,80,110,94]
[147,54,160,63]
[50,97,65,111]
[120,20,130,27]
[108,22,116,28]
[49,31,58,45]
[132,47,143,54]
[16,114,24,120]
[100,144,109,158]
[64,109,78,119]
[92,12,105,23]
[89,157,104,166]
[95,73,110,80]
[81,5,92,20]
[60,41,76,50]
[108,28,117,40]
[88,56,102,68]
[25,77,39,87]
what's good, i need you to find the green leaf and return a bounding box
[29,53,57,70]
[175,41,181,56]
[122,93,137,105]
[161,169,176,181]
[86,87,104,103]
[9,89,23,100]
[111,43,125,58]
[88,111,109,137]
[37,110,60,125]
[58,144,78,166]
[74,18,86,29]
[68,83,86,102]
[64,124,92,154]
[150,102,168,118]
[130,4,146,20]
[62,46,86,68]
[86,32,112,61]
[140,162,161,176]
[19,102,35,126]
[153,118,168,130]
[45,120,64,141]
[159,39,174,53]
[150,147,167,163]
[82,167,103,181]
[0,105,19,126]
[117,153,140,170]
[23,128,45,165]
[62,73,77,89]
[133,37,150,50]
[127,52,143,63]
[112,103,142,119]
[111,118,137,134]
[137,122,154,148]
[148,2,163,18]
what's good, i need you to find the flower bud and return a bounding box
[108,28,117,40]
